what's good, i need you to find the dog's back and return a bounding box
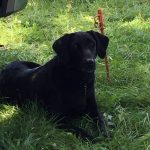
[0,61,40,100]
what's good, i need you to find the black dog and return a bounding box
[0,30,109,141]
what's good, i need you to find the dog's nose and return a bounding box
[85,59,95,66]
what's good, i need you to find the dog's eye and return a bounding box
[74,43,80,49]
[89,42,95,48]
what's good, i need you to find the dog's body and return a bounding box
[0,31,109,141]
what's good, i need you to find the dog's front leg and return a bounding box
[86,83,107,136]
[56,117,94,141]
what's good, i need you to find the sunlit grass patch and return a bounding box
[0,105,19,122]
[0,17,31,47]
[120,15,150,30]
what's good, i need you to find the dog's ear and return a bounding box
[87,30,109,59]
[52,34,72,64]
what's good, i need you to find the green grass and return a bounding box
[0,0,150,149]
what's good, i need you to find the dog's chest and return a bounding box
[51,68,94,115]
[60,85,87,115]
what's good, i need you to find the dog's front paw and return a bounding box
[97,116,111,138]
[79,130,95,142]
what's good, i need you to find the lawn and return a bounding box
[0,0,150,149]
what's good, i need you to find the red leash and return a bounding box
[94,9,110,82]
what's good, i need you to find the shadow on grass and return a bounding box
[0,98,101,149]
[0,101,60,149]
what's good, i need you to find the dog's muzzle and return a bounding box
[82,58,96,73]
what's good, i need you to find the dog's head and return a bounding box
[52,30,109,73]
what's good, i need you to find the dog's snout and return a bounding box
[85,59,94,65]
[82,58,95,72]
[86,58,94,64]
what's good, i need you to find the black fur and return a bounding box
[0,30,109,141]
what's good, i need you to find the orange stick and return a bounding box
[97,9,110,81]
[98,9,105,34]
